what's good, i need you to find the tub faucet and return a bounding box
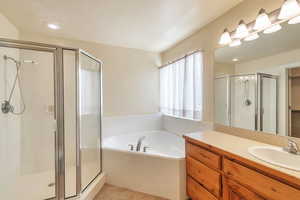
[136,136,146,151]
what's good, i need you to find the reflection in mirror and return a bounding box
[214,21,300,139]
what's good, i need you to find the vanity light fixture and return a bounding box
[278,0,300,20]
[232,58,239,62]
[219,28,232,45]
[289,15,300,24]
[234,20,249,39]
[254,9,272,30]
[263,24,282,34]
[244,33,260,41]
[219,4,300,47]
[229,39,241,47]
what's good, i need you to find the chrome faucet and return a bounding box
[284,139,300,155]
[136,136,146,152]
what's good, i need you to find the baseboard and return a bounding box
[80,172,106,200]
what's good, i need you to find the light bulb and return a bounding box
[229,40,241,47]
[244,33,259,41]
[234,20,249,39]
[219,28,232,45]
[263,24,282,34]
[278,0,300,20]
[254,9,272,30]
[48,23,60,30]
[289,15,300,24]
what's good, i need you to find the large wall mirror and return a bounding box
[214,21,300,139]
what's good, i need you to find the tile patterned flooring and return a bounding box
[94,184,167,200]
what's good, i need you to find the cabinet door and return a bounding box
[223,177,266,200]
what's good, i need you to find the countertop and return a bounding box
[184,131,300,180]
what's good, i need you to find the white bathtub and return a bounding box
[103,130,187,200]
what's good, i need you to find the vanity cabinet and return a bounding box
[223,178,265,200]
[185,136,300,200]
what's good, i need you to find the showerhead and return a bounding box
[3,55,20,65]
[4,55,38,65]
[23,60,38,65]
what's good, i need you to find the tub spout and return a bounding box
[136,136,146,151]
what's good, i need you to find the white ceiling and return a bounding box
[0,0,242,52]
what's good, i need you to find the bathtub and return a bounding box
[102,130,187,200]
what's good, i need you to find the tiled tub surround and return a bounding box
[102,113,212,200]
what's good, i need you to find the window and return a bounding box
[159,51,203,121]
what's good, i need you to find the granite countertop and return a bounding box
[184,131,300,180]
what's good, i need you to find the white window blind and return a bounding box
[159,51,203,121]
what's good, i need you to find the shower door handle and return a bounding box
[52,119,57,132]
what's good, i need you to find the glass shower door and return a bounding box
[79,51,102,191]
[230,75,257,130]
[0,47,56,200]
[214,76,230,126]
[259,74,278,133]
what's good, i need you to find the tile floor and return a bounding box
[94,184,167,200]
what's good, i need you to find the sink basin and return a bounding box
[248,146,300,171]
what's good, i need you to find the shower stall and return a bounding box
[0,38,103,200]
[215,73,278,134]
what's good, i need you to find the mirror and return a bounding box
[214,21,300,138]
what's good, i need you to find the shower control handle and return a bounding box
[128,144,134,151]
[143,146,150,153]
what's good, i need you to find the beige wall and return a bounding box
[161,0,284,121]
[215,62,235,76]
[20,32,161,117]
[0,12,18,39]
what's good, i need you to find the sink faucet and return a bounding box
[284,139,300,155]
[136,136,146,152]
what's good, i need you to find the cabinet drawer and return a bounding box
[187,156,221,197]
[187,176,218,200]
[223,158,300,200]
[186,142,221,169]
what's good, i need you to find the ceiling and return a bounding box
[215,22,300,64]
[0,0,242,52]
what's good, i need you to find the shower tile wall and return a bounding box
[0,47,21,184]
[0,47,56,200]
[19,50,55,174]
[230,76,256,130]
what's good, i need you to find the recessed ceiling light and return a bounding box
[232,58,239,62]
[48,23,60,30]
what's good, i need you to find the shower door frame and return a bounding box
[0,38,103,200]
[76,49,103,194]
[215,73,278,133]
[215,75,231,126]
[257,73,279,134]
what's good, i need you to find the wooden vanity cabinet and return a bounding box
[185,137,300,200]
[223,178,265,200]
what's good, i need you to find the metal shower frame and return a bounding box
[0,38,103,200]
[215,73,279,133]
